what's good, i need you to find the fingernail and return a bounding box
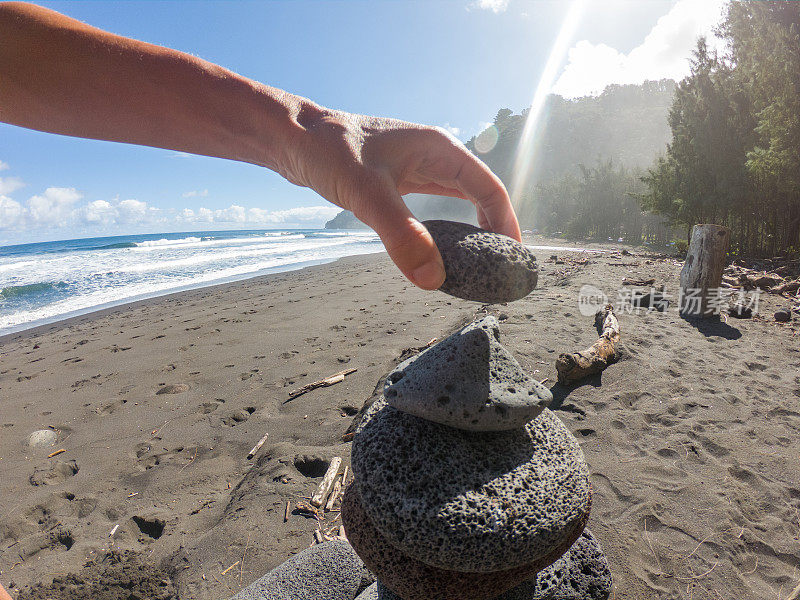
[411,260,446,290]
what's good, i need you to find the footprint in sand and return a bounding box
[220,407,254,426]
[156,383,189,394]
[29,460,79,486]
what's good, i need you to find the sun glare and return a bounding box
[509,0,587,207]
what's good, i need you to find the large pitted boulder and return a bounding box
[342,483,548,600]
[424,220,538,304]
[383,316,552,431]
[230,539,374,600]
[351,529,611,600]
[350,398,591,573]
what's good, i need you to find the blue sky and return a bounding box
[0,0,727,246]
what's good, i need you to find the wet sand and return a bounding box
[1,243,799,600]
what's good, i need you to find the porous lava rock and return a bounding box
[423,220,538,304]
[351,398,591,572]
[548,528,612,600]
[484,529,611,600]
[342,483,560,600]
[383,316,552,431]
[230,539,374,600]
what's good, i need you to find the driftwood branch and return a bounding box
[285,369,357,402]
[246,432,269,459]
[310,457,342,507]
[622,277,656,287]
[325,475,343,511]
[556,304,620,384]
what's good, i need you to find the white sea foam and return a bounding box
[0,229,382,334]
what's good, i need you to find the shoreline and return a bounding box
[0,235,623,343]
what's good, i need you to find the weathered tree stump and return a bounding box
[679,224,731,318]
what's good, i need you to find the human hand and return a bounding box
[278,104,521,290]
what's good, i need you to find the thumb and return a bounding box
[353,184,445,290]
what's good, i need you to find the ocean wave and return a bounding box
[135,236,203,248]
[90,242,138,250]
[0,281,66,300]
[0,244,384,331]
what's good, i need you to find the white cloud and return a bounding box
[0,160,9,171]
[27,187,83,225]
[117,198,152,224]
[179,204,340,226]
[0,172,339,235]
[0,195,24,228]
[80,199,117,225]
[552,0,727,98]
[182,189,209,198]
[469,0,509,13]
[0,176,25,195]
[441,123,462,138]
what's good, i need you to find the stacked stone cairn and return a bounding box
[342,221,612,600]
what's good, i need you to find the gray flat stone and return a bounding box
[351,399,591,573]
[384,316,552,431]
[424,220,538,304]
[28,429,57,448]
[230,539,374,600]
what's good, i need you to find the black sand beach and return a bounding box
[1,245,799,600]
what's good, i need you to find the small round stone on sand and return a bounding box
[424,220,538,304]
[28,429,57,448]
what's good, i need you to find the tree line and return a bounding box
[640,2,800,256]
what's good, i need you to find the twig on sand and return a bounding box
[284,500,291,522]
[247,432,270,459]
[239,532,250,586]
[622,277,656,286]
[313,529,324,544]
[786,580,800,600]
[285,369,357,402]
[325,474,343,511]
[47,448,66,458]
[179,446,198,471]
[311,457,342,507]
[220,561,239,576]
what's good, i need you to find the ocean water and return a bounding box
[0,229,382,335]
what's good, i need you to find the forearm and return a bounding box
[0,1,306,171]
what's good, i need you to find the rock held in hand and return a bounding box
[424,220,538,303]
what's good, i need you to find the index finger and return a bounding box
[442,143,521,242]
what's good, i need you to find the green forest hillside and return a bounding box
[329,2,800,257]
[326,79,676,239]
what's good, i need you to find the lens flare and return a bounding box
[474,125,500,154]
[509,0,587,207]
